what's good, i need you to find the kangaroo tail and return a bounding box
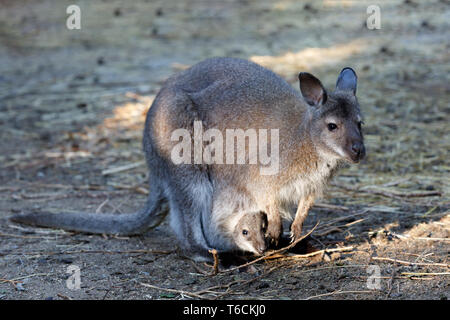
[10,190,168,236]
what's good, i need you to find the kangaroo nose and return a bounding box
[258,245,266,254]
[351,143,362,156]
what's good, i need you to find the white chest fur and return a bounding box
[277,157,339,219]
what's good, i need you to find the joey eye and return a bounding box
[242,229,248,236]
[327,123,338,131]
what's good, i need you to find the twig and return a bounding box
[315,227,343,236]
[208,249,219,275]
[317,211,368,229]
[333,183,442,199]
[95,198,109,214]
[353,275,433,281]
[0,278,20,286]
[8,273,49,281]
[7,224,70,235]
[372,257,449,268]
[305,290,376,300]
[271,246,354,261]
[315,218,366,236]
[390,233,450,242]
[140,282,207,299]
[8,249,173,256]
[189,261,210,276]
[57,293,72,300]
[294,264,367,274]
[401,272,450,276]
[0,273,49,288]
[102,161,145,175]
[313,203,349,211]
[0,232,62,240]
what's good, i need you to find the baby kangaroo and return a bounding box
[12,57,365,261]
[231,211,267,256]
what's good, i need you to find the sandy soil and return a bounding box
[0,0,448,300]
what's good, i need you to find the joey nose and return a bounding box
[257,245,266,255]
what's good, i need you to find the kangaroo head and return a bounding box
[299,68,365,163]
[233,211,268,255]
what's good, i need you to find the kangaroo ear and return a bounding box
[335,67,357,94]
[299,72,327,107]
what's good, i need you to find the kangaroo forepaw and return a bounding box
[266,221,282,246]
[289,222,303,243]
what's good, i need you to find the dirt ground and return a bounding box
[0,0,448,300]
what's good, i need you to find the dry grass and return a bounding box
[0,0,448,300]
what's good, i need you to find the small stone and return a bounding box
[257,282,270,290]
[59,257,74,264]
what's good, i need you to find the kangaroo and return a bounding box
[12,57,365,261]
[230,211,268,256]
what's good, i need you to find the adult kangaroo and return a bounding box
[12,57,365,261]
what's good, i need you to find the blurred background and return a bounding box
[0,0,448,300]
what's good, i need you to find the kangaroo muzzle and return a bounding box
[349,141,365,163]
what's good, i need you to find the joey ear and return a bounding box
[335,67,357,94]
[299,72,327,107]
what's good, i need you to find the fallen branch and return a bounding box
[305,290,377,300]
[273,246,354,261]
[102,161,145,176]
[8,249,173,256]
[140,282,207,299]
[0,273,49,288]
[208,249,219,275]
[333,184,442,199]
[401,272,450,277]
[313,203,349,211]
[390,233,450,242]
[372,257,449,268]
[0,232,61,240]
[57,293,72,300]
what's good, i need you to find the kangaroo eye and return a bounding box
[357,121,364,131]
[327,123,338,131]
[242,230,248,236]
